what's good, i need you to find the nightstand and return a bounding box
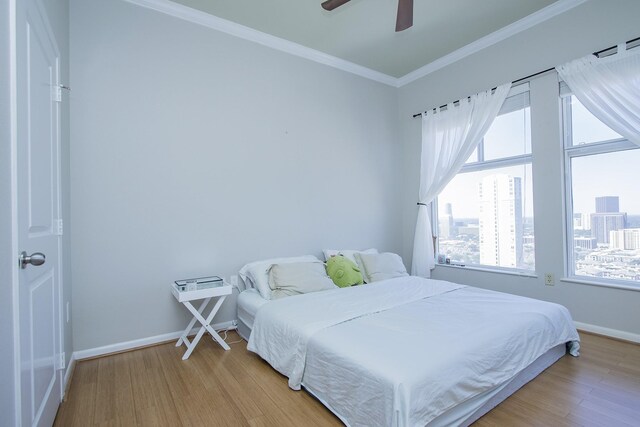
[171,277,233,360]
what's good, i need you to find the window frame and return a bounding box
[561,92,640,289]
[434,83,534,274]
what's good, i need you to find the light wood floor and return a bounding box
[54,331,640,426]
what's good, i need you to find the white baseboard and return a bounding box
[62,353,76,398]
[71,319,638,362]
[73,320,237,361]
[575,321,640,344]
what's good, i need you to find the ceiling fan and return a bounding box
[321,0,414,32]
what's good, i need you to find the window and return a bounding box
[562,92,640,286]
[436,84,534,271]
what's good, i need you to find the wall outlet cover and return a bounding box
[544,273,555,286]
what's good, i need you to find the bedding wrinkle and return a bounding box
[248,277,466,389]
[248,278,580,426]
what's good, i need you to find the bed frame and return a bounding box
[237,318,251,342]
[433,343,565,426]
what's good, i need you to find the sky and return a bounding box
[569,99,640,215]
[571,149,640,215]
[437,97,639,220]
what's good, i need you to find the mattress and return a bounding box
[248,276,580,426]
[236,288,268,340]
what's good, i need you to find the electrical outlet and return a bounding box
[230,275,238,287]
[544,273,555,286]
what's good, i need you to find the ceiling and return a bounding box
[172,0,559,78]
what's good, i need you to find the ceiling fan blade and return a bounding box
[395,0,413,32]
[321,0,351,11]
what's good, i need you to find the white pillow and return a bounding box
[356,252,409,283]
[323,248,378,271]
[239,255,319,300]
[268,261,337,299]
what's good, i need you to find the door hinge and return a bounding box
[55,219,63,236]
[52,85,62,103]
[59,352,66,370]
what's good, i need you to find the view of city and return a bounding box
[437,214,536,270]
[438,173,534,270]
[436,95,639,284]
[566,97,640,283]
[438,189,640,283]
[573,196,640,282]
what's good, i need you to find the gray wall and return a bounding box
[1,1,16,424]
[70,0,402,351]
[398,0,640,335]
[70,0,640,352]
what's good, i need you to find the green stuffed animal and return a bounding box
[326,255,364,287]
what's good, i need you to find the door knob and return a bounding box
[19,251,46,269]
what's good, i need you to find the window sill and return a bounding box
[560,277,640,292]
[435,263,537,278]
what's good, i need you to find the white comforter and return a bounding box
[247,276,580,426]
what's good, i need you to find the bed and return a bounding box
[236,288,268,342]
[238,274,579,426]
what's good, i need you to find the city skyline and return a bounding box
[441,183,638,223]
[439,192,639,282]
[438,171,533,270]
[441,194,633,229]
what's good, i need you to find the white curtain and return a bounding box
[557,43,640,146]
[411,84,510,277]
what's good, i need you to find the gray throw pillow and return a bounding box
[357,252,409,283]
[268,261,337,299]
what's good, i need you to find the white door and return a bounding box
[16,0,63,425]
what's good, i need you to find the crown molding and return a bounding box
[396,0,588,87]
[123,0,587,89]
[122,0,398,87]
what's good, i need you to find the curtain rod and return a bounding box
[411,35,640,119]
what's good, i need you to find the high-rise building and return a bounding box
[573,213,591,230]
[610,228,640,250]
[596,196,619,213]
[438,215,452,239]
[445,203,453,216]
[590,196,626,244]
[591,213,626,244]
[438,203,454,239]
[478,174,523,268]
[573,213,583,229]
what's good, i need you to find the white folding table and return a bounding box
[171,281,233,360]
